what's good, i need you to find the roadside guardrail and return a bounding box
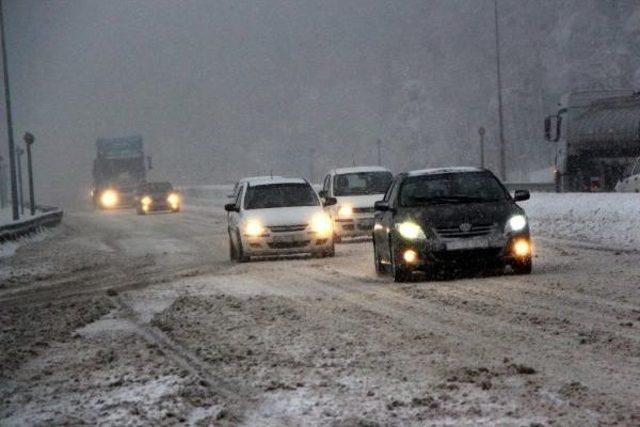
[0,205,64,242]
[505,182,557,192]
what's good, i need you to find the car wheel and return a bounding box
[136,208,145,215]
[324,242,336,258]
[229,235,237,261]
[512,258,532,275]
[333,233,342,244]
[390,239,412,283]
[236,231,250,263]
[373,239,385,275]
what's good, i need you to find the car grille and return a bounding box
[353,207,375,214]
[268,224,308,233]
[436,223,495,238]
[268,240,310,249]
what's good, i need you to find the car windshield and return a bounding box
[399,172,508,206]
[334,172,393,196]
[244,183,319,209]
[139,182,173,193]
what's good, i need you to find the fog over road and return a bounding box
[1,198,640,425]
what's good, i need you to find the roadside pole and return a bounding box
[478,127,486,168]
[16,146,23,214]
[0,0,19,220]
[0,155,5,208]
[376,139,382,166]
[23,132,35,215]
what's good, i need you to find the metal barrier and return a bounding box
[504,182,557,192]
[0,205,63,241]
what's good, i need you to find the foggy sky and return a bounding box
[1,0,638,206]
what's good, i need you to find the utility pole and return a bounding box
[494,0,507,181]
[16,146,23,214]
[23,132,35,215]
[376,139,382,166]
[0,0,19,220]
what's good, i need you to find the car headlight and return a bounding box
[167,193,180,207]
[395,221,426,240]
[337,205,353,218]
[100,189,119,208]
[506,215,527,233]
[244,220,266,237]
[310,212,333,237]
[141,196,152,206]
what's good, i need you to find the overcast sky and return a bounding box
[0,0,638,206]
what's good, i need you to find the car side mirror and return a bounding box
[323,197,337,207]
[318,190,327,199]
[514,189,530,202]
[374,201,391,211]
[224,203,239,212]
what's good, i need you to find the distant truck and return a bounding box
[544,90,640,192]
[92,135,151,208]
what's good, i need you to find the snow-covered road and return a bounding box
[1,193,639,425]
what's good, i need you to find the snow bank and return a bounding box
[524,193,640,250]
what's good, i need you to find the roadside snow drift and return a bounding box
[524,192,640,250]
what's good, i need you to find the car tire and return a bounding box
[229,236,237,261]
[236,232,250,263]
[512,258,532,275]
[373,239,385,275]
[390,239,412,283]
[136,208,145,215]
[324,242,336,257]
[333,233,342,244]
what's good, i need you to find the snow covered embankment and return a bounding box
[525,193,640,250]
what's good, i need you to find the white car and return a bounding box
[319,166,393,240]
[225,177,337,261]
[615,157,640,193]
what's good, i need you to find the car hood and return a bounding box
[241,206,323,226]
[335,194,385,208]
[397,201,523,229]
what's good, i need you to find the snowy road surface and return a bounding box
[1,194,640,425]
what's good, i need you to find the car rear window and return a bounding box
[244,183,319,209]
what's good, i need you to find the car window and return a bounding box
[383,177,397,202]
[244,183,320,209]
[235,184,244,208]
[333,172,393,196]
[399,172,509,207]
[322,175,331,193]
[138,182,172,193]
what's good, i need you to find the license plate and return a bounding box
[272,235,301,243]
[446,239,490,251]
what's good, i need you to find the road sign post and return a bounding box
[23,132,35,215]
[17,147,24,214]
[478,127,486,168]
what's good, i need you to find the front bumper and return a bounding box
[395,233,531,270]
[242,231,333,256]
[334,214,375,237]
[141,202,178,212]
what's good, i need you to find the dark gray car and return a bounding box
[372,167,532,282]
